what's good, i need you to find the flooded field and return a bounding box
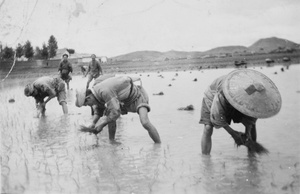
[1,65,300,194]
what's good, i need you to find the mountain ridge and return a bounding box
[111,37,299,61]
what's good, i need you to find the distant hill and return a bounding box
[111,37,299,61]
[112,50,204,61]
[203,46,249,55]
[163,50,189,59]
[112,50,163,61]
[248,37,300,53]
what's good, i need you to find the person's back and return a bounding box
[204,75,226,102]
[92,76,131,102]
[33,76,53,90]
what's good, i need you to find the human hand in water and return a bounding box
[93,125,103,135]
[232,132,247,146]
[79,124,103,135]
[88,123,95,128]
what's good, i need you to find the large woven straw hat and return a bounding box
[223,69,282,118]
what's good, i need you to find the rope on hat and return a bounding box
[1,52,17,82]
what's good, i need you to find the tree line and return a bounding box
[0,35,75,61]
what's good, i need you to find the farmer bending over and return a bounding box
[24,76,68,116]
[200,69,281,155]
[76,76,161,143]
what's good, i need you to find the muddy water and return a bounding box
[1,65,299,194]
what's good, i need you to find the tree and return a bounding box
[41,43,48,59]
[0,42,3,53]
[48,35,58,58]
[24,40,34,59]
[16,43,23,58]
[66,48,75,55]
[34,46,42,59]
[1,46,14,60]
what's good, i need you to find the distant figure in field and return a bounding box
[85,54,103,89]
[24,76,68,116]
[200,69,281,155]
[58,54,73,89]
[75,76,161,143]
[81,65,88,76]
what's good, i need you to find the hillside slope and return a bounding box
[110,37,299,61]
[248,37,299,53]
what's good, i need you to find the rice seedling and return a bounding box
[79,125,101,135]
[232,132,269,155]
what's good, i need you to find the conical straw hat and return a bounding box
[223,69,282,118]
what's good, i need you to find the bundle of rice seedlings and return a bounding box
[244,140,269,155]
[232,132,269,155]
[177,105,194,111]
[79,125,100,135]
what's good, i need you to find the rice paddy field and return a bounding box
[1,64,300,194]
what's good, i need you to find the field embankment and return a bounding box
[0,52,299,79]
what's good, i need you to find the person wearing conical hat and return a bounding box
[58,53,73,90]
[200,69,281,155]
[75,76,161,143]
[24,76,68,116]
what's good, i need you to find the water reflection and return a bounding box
[230,156,263,193]
[76,143,163,193]
[201,155,217,193]
[34,115,70,145]
[199,154,264,194]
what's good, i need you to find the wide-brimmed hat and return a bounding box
[223,69,282,118]
[24,84,34,96]
[75,88,87,107]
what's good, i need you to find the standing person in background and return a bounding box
[85,54,103,89]
[58,54,73,90]
[81,65,88,77]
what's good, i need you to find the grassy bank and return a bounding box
[1,52,299,80]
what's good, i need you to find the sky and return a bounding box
[0,0,300,57]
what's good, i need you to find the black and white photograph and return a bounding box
[1,0,299,193]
